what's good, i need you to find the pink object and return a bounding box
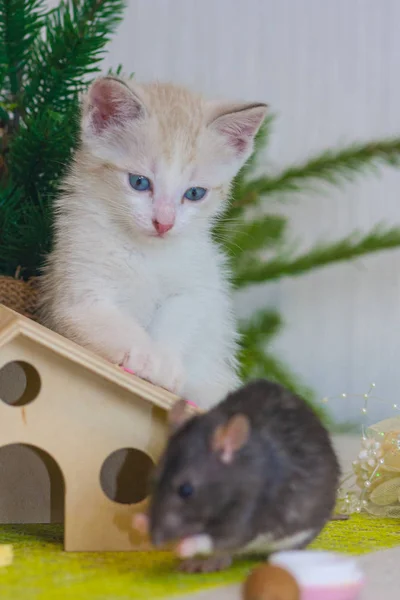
[184,399,198,409]
[270,551,364,600]
[122,367,135,375]
[302,588,362,600]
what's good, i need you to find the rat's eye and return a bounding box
[183,187,207,201]
[178,482,194,499]
[129,174,151,191]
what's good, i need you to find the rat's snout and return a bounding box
[150,512,182,548]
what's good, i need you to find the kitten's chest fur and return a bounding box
[89,225,224,328]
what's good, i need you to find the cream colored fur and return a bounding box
[40,78,267,408]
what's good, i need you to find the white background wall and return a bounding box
[98,0,400,425]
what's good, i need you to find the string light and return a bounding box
[320,382,399,418]
[330,384,400,517]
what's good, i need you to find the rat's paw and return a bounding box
[179,555,232,574]
[124,342,184,394]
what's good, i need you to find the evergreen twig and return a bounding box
[234,225,400,286]
[239,309,283,348]
[245,139,400,200]
[223,213,286,256]
[24,0,125,113]
[0,0,46,127]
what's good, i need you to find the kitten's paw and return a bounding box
[148,345,185,394]
[123,339,154,376]
[124,343,185,395]
[179,555,232,574]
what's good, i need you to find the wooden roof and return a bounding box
[0,304,178,412]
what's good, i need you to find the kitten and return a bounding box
[39,77,267,409]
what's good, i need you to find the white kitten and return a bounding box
[39,77,267,409]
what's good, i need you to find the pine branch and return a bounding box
[24,0,125,114]
[239,308,283,348]
[0,0,46,122]
[0,185,53,276]
[1,100,80,277]
[234,225,400,287]
[244,138,400,202]
[221,213,286,257]
[107,63,134,78]
[8,98,79,198]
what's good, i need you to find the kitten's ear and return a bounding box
[82,77,145,136]
[208,102,267,157]
[168,399,192,434]
[211,414,250,464]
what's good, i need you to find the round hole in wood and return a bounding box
[0,361,41,406]
[100,448,155,505]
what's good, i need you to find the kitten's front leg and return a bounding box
[61,298,183,393]
[147,293,204,395]
[124,341,185,396]
[59,299,153,367]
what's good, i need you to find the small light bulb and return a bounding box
[394,404,398,409]
[341,393,347,398]
[364,480,372,488]
[371,383,376,388]
[361,407,367,414]
[322,397,329,403]
[379,458,385,465]
[364,394,369,399]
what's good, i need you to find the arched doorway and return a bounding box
[0,444,65,524]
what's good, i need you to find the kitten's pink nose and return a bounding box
[153,219,174,235]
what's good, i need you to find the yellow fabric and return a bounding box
[0,516,398,599]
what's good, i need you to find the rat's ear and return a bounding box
[168,399,192,433]
[211,414,250,464]
[82,76,145,136]
[207,102,267,158]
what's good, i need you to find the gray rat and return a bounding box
[148,379,340,573]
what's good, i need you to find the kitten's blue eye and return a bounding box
[183,187,207,201]
[178,482,194,499]
[129,174,151,191]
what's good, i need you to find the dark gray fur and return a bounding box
[149,379,340,555]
